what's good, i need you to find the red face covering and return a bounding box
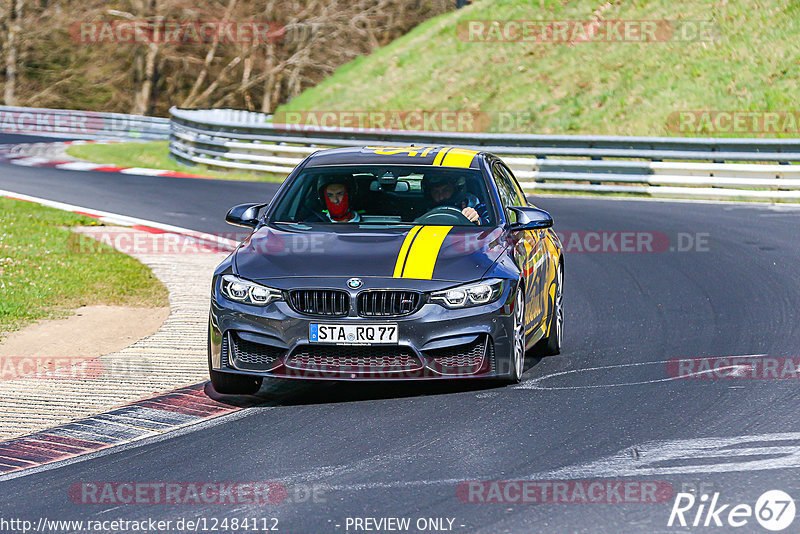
[325,189,351,221]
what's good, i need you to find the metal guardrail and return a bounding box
[6,105,795,200]
[169,107,800,200]
[9,104,797,199]
[0,105,169,140]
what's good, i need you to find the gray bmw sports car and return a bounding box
[208,146,564,393]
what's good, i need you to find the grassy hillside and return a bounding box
[279,0,800,136]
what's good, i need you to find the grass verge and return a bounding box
[65,141,285,182]
[0,198,169,339]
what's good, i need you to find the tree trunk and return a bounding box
[181,0,237,108]
[131,0,159,115]
[191,55,241,107]
[3,0,24,105]
[240,49,254,110]
[260,43,277,113]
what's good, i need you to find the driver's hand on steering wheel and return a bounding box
[462,207,480,223]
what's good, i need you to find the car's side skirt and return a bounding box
[524,323,546,350]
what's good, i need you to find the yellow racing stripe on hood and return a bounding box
[399,226,453,280]
[393,225,422,278]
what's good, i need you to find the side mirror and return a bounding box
[225,203,266,228]
[508,206,553,230]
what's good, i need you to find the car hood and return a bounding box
[234,223,508,285]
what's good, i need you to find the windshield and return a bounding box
[270,165,496,226]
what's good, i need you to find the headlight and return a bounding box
[220,275,282,306]
[431,279,504,309]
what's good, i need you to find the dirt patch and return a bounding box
[0,305,169,360]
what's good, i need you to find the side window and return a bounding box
[492,163,519,223]
[499,164,527,206]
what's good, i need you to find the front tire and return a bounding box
[506,286,526,384]
[208,332,262,394]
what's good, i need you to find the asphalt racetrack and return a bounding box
[2,133,800,532]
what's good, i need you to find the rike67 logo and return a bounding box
[668,490,796,531]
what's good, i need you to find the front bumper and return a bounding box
[208,278,518,381]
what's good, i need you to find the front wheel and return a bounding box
[208,326,262,394]
[506,286,526,384]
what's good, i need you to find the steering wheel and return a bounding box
[301,209,329,223]
[414,205,474,225]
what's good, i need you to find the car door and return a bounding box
[500,162,551,331]
[492,162,546,334]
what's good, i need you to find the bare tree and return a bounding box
[181,0,237,108]
[131,0,161,115]
[3,0,24,105]
[4,0,456,114]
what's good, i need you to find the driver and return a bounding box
[422,175,489,225]
[319,179,360,223]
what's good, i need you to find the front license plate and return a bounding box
[310,324,398,344]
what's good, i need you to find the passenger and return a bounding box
[320,180,361,223]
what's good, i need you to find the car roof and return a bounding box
[303,146,488,170]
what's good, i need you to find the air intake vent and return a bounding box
[287,345,422,374]
[229,332,284,371]
[425,335,491,376]
[289,289,350,317]
[358,290,422,317]
[220,334,229,367]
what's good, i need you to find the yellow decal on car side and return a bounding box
[545,279,557,337]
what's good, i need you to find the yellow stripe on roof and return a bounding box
[432,148,451,166]
[440,148,478,168]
